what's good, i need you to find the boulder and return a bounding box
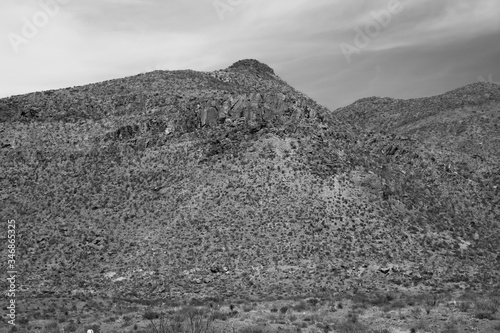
[201,107,218,127]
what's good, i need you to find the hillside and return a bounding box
[0,60,499,331]
[334,82,500,164]
[334,82,500,250]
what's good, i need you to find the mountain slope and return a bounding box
[1,61,498,305]
[335,82,500,239]
[334,82,500,158]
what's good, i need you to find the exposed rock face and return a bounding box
[196,93,321,127]
[200,107,219,127]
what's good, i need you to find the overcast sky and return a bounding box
[1,0,499,110]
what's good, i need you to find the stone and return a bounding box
[201,107,218,127]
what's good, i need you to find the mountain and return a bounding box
[335,82,500,250]
[1,60,499,309]
[335,82,500,164]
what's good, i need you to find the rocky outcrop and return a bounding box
[195,93,324,128]
[104,118,168,141]
[228,59,275,75]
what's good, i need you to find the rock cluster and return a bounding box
[197,92,322,127]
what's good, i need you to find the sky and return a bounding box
[1,0,499,110]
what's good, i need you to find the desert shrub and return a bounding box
[315,321,331,333]
[145,307,214,333]
[413,318,429,331]
[210,310,229,321]
[63,322,78,332]
[211,309,238,322]
[365,293,393,306]
[458,301,471,312]
[239,325,266,333]
[307,298,320,307]
[243,304,254,312]
[410,307,421,318]
[333,320,369,333]
[270,307,278,313]
[292,301,308,312]
[280,306,289,314]
[328,303,337,312]
[475,299,498,314]
[145,314,172,333]
[473,298,497,320]
[17,317,29,325]
[43,321,61,333]
[415,319,429,331]
[303,314,319,323]
[181,307,213,328]
[421,294,438,307]
[346,312,359,324]
[388,299,406,310]
[353,300,369,311]
[144,310,160,320]
[441,323,459,333]
[474,312,495,320]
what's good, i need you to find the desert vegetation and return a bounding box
[6,290,500,332]
[1,60,499,332]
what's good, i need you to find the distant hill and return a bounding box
[334,82,500,159]
[1,60,498,305]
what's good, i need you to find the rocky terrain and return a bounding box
[0,59,499,332]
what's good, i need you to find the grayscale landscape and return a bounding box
[1,1,499,333]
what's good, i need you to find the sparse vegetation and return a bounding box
[42,322,61,333]
[441,322,459,333]
[280,306,289,314]
[333,320,369,333]
[1,62,499,333]
[239,325,266,333]
[413,318,430,332]
[292,301,309,312]
[145,307,214,333]
[458,301,471,312]
[143,310,160,320]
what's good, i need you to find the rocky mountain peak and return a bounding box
[227,59,275,75]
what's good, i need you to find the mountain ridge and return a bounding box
[1,60,499,307]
